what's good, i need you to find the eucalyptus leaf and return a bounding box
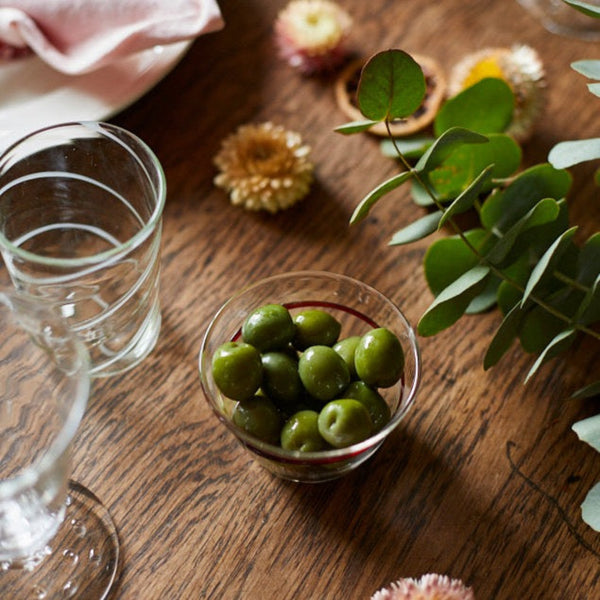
[573,381,600,399]
[588,83,600,98]
[573,414,600,452]
[380,136,434,159]
[484,303,526,369]
[410,180,436,207]
[424,229,490,295]
[439,165,495,229]
[434,78,514,136]
[350,171,413,224]
[358,50,426,121]
[422,134,521,204]
[497,254,531,314]
[466,274,501,314]
[481,164,572,231]
[549,138,600,168]
[485,197,561,265]
[574,234,600,323]
[518,281,584,354]
[581,483,600,533]
[415,127,488,172]
[519,304,566,354]
[521,227,578,306]
[576,233,600,286]
[335,119,381,135]
[417,265,491,336]
[572,59,600,79]
[577,274,600,324]
[389,211,443,245]
[524,328,577,383]
[562,0,600,18]
[522,199,571,260]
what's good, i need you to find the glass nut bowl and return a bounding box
[198,271,421,483]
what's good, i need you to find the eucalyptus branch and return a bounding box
[340,47,599,394]
[383,118,600,342]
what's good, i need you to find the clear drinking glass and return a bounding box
[0,292,119,598]
[517,0,600,40]
[0,121,166,377]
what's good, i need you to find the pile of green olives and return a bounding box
[211,303,405,451]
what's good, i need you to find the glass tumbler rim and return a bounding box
[0,291,91,499]
[0,120,166,268]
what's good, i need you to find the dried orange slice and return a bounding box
[335,54,446,137]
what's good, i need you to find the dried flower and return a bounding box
[213,122,314,213]
[274,0,352,74]
[371,574,475,600]
[448,45,546,142]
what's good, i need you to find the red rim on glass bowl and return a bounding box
[198,271,421,483]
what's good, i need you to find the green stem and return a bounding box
[554,271,590,293]
[384,120,600,343]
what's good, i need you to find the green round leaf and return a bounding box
[358,50,426,121]
[424,229,491,295]
[480,164,572,231]
[426,133,521,201]
[434,78,514,136]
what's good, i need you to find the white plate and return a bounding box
[0,41,191,153]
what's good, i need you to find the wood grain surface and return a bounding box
[14,0,600,598]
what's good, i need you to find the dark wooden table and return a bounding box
[53,0,600,598]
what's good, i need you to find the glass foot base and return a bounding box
[0,481,120,599]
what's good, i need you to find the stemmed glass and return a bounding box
[0,292,119,598]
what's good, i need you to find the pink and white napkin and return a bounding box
[0,0,224,74]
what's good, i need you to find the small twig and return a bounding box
[506,441,600,558]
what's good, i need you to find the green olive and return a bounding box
[211,341,262,401]
[242,303,295,351]
[292,309,341,350]
[354,328,404,388]
[298,345,350,402]
[232,395,282,445]
[260,351,303,412]
[341,381,391,432]
[317,399,373,448]
[280,410,329,452]
[333,335,361,379]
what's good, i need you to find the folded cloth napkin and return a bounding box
[0,0,223,74]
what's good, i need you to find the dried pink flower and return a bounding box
[371,574,475,600]
[274,0,352,74]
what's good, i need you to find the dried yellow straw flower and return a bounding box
[213,122,314,213]
[371,574,475,600]
[274,0,352,74]
[448,45,546,142]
